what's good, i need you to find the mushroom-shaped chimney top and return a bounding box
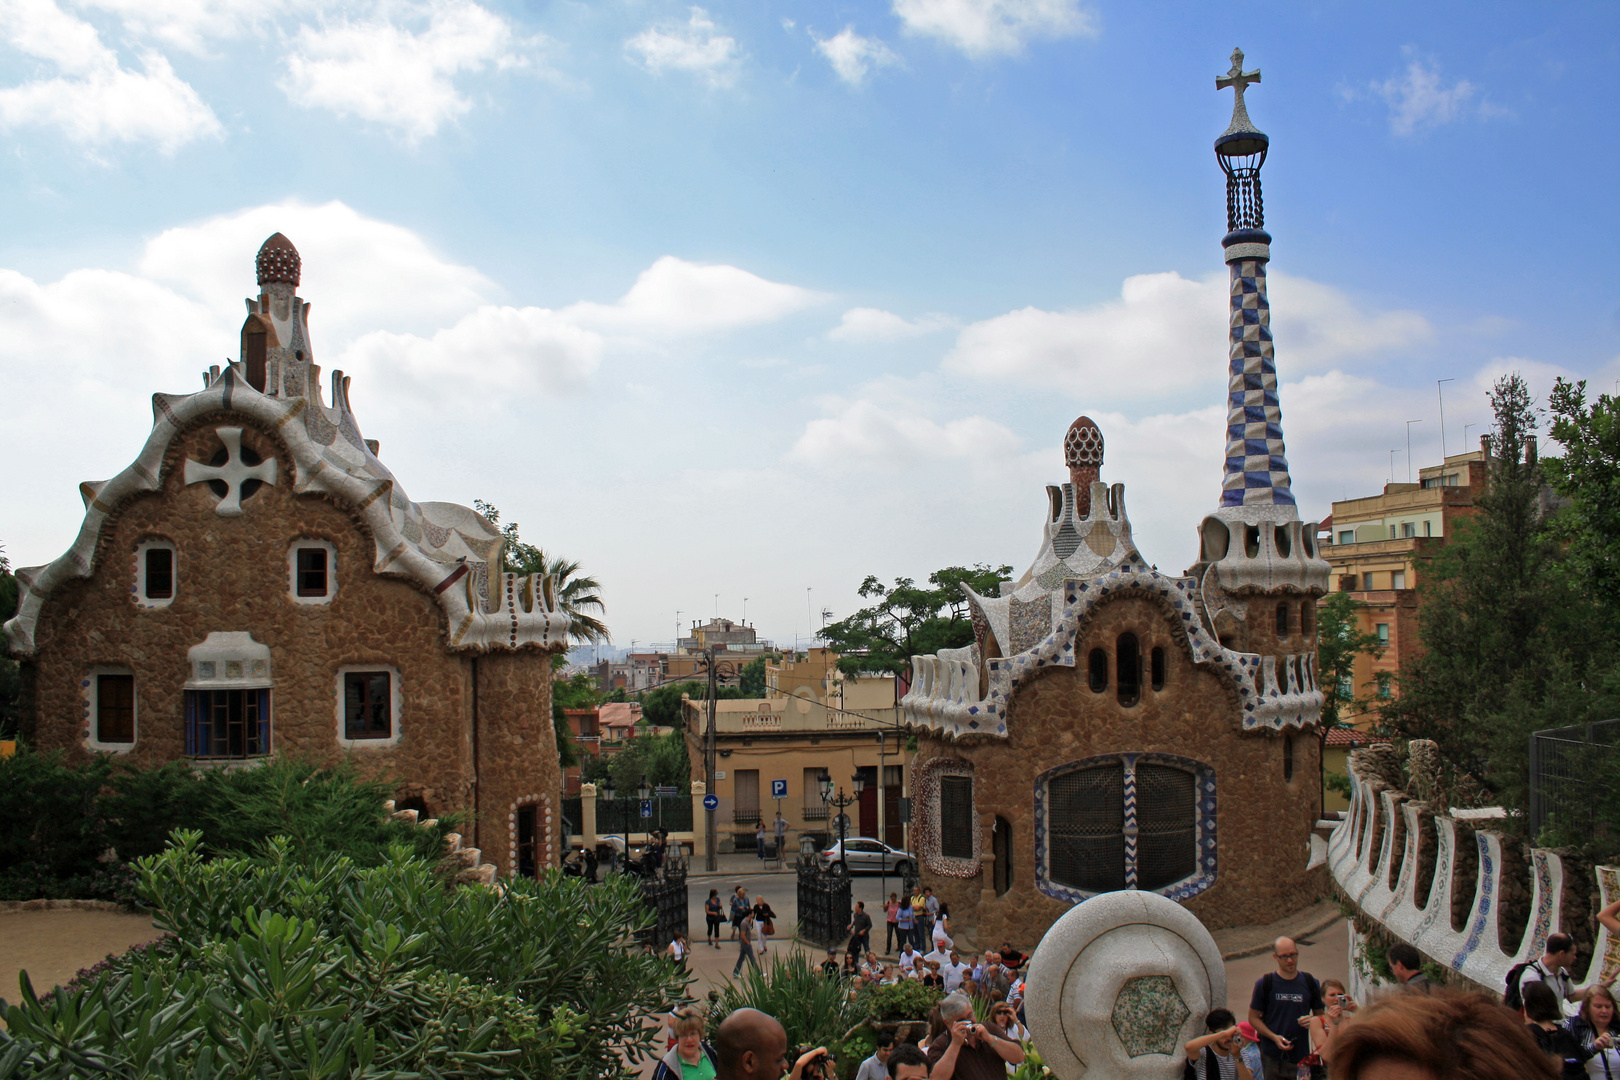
[256,233,301,287]
[1064,416,1104,470]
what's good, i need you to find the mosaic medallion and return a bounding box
[1110,976,1190,1057]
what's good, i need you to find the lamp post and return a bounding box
[819,768,865,873]
[637,775,652,865]
[600,777,617,871]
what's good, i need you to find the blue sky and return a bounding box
[2,0,1616,652]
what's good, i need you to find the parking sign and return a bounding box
[771,779,788,799]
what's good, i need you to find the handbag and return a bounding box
[763,918,775,936]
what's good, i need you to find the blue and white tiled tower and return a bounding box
[1194,50,1330,633]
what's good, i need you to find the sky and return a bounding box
[1,0,1616,655]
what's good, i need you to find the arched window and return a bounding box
[1116,634,1140,707]
[993,816,1013,896]
[1283,734,1295,782]
[1150,646,1167,692]
[1300,600,1315,636]
[1275,603,1291,637]
[1038,754,1215,902]
[1088,648,1108,693]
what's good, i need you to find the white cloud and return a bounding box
[625,6,740,87]
[891,0,1095,58]
[828,307,954,342]
[75,0,287,53]
[1368,55,1501,137]
[791,397,1021,466]
[942,270,1431,399]
[0,0,220,151]
[814,26,899,86]
[281,0,530,142]
[337,306,602,395]
[137,201,492,342]
[564,256,824,336]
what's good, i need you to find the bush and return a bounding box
[861,979,943,1023]
[0,748,451,901]
[709,952,864,1060]
[0,832,686,1079]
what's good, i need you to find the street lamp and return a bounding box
[637,775,652,865]
[819,769,865,873]
[599,777,617,871]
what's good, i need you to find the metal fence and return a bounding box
[1529,719,1620,838]
[559,794,693,837]
[795,853,852,949]
[635,855,688,950]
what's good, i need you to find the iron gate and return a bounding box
[635,855,688,949]
[796,853,851,949]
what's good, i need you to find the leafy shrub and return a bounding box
[709,952,864,1060]
[861,979,943,1023]
[0,832,686,1078]
[0,749,450,901]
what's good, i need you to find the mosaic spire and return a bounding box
[1215,49,1294,509]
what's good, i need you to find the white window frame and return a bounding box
[289,540,337,605]
[134,539,178,609]
[85,666,138,751]
[1392,571,1407,590]
[335,665,402,747]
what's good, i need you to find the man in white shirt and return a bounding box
[1517,933,1579,1014]
[941,950,972,993]
[898,945,921,977]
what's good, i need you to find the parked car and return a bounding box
[819,838,913,876]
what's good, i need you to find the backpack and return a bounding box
[1502,961,1534,1011]
[1182,1046,1219,1080]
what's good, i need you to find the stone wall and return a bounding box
[916,593,1325,950]
[24,417,557,878]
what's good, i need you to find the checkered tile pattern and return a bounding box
[1221,258,1296,507]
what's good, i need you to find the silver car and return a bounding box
[819,838,914,876]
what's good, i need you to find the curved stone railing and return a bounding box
[1328,747,1617,1000]
[385,800,497,886]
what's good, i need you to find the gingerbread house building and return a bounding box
[4,234,570,879]
[900,50,1332,940]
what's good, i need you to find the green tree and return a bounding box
[739,656,773,695]
[550,672,601,770]
[1378,374,1618,815]
[475,501,610,646]
[820,564,1013,676]
[580,731,690,795]
[1545,378,1620,615]
[1315,591,1384,728]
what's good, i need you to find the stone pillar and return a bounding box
[581,783,598,851]
[1220,249,1297,509]
[691,781,707,859]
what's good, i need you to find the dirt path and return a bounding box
[0,909,165,1006]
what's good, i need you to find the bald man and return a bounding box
[714,1008,830,1080]
[1247,936,1322,1080]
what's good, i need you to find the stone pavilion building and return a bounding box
[3,234,571,879]
[900,50,1332,941]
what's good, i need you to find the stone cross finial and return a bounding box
[184,426,277,516]
[1216,47,1262,135]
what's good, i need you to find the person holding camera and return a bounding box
[926,992,1024,1080]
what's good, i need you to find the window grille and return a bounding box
[185,688,269,758]
[1135,764,1196,891]
[802,766,827,819]
[939,775,974,859]
[345,672,391,739]
[1047,763,1126,892]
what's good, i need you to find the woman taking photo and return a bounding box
[1566,984,1620,1078]
[1299,977,1356,1075]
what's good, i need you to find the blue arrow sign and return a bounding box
[640,800,653,818]
[703,793,719,811]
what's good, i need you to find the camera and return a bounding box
[792,1045,835,1080]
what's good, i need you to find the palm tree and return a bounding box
[475,500,609,646]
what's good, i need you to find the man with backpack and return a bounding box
[1505,933,1581,1016]
[1247,936,1323,1080]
